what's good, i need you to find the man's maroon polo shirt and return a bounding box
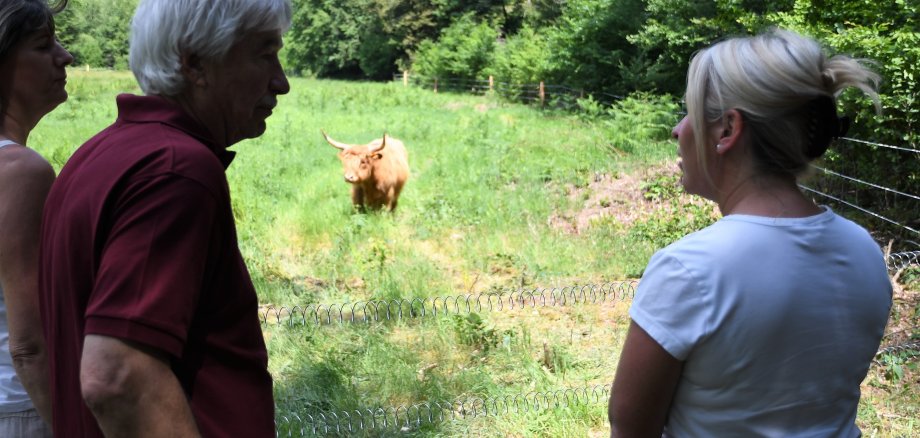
[39,94,274,437]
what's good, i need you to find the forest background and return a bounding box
[55,0,919,236]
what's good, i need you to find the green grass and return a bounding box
[31,69,919,436]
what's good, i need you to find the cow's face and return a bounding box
[322,131,388,184]
[337,146,381,184]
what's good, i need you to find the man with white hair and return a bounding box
[39,0,291,436]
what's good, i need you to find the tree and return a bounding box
[285,0,374,77]
[413,13,497,81]
[541,0,650,96]
[285,0,524,78]
[55,0,137,69]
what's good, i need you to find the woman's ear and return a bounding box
[715,109,745,155]
[179,53,207,87]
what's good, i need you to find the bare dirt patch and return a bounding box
[549,160,687,234]
[443,101,496,113]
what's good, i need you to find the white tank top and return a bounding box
[0,139,36,412]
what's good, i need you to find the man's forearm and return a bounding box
[81,335,201,438]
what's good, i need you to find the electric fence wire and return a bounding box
[260,281,636,326]
[397,74,613,108]
[812,165,920,202]
[839,137,920,154]
[275,384,611,436]
[800,185,919,235]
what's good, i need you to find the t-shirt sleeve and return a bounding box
[629,250,713,361]
[84,173,218,358]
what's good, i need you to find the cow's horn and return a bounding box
[368,133,388,154]
[321,130,350,150]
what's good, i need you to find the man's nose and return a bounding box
[271,70,290,96]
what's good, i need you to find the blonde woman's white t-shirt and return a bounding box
[630,207,891,437]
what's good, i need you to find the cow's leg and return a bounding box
[388,182,405,212]
[387,187,398,211]
[352,186,366,212]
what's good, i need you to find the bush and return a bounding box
[541,0,650,97]
[412,14,497,82]
[487,27,550,87]
[594,93,680,154]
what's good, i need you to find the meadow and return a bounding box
[31,70,918,436]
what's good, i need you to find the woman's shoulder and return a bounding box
[658,220,738,256]
[0,145,55,184]
[646,219,767,278]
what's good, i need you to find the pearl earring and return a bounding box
[715,143,722,152]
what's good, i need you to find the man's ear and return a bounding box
[715,109,745,155]
[180,53,207,87]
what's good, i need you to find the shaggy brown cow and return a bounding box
[322,130,410,211]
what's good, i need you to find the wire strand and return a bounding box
[839,137,920,154]
[800,185,919,235]
[812,166,920,202]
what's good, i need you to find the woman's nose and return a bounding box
[55,41,74,66]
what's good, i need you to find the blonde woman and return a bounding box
[609,29,891,437]
[0,1,73,436]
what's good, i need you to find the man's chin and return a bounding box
[232,122,268,145]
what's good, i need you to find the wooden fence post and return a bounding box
[402,71,408,87]
[434,78,438,93]
[489,75,494,92]
[539,81,546,109]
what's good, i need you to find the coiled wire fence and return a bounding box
[261,281,636,326]
[877,251,920,366]
[276,385,611,437]
[269,254,918,435]
[888,250,920,272]
[874,339,920,365]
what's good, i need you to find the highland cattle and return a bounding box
[322,130,410,211]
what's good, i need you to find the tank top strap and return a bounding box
[0,140,18,149]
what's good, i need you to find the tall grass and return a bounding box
[30,70,917,436]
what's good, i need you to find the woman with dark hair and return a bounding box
[608,29,891,437]
[0,1,73,436]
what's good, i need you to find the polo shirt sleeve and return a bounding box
[84,173,218,358]
[629,249,713,361]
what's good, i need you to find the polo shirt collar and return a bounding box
[115,94,236,168]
